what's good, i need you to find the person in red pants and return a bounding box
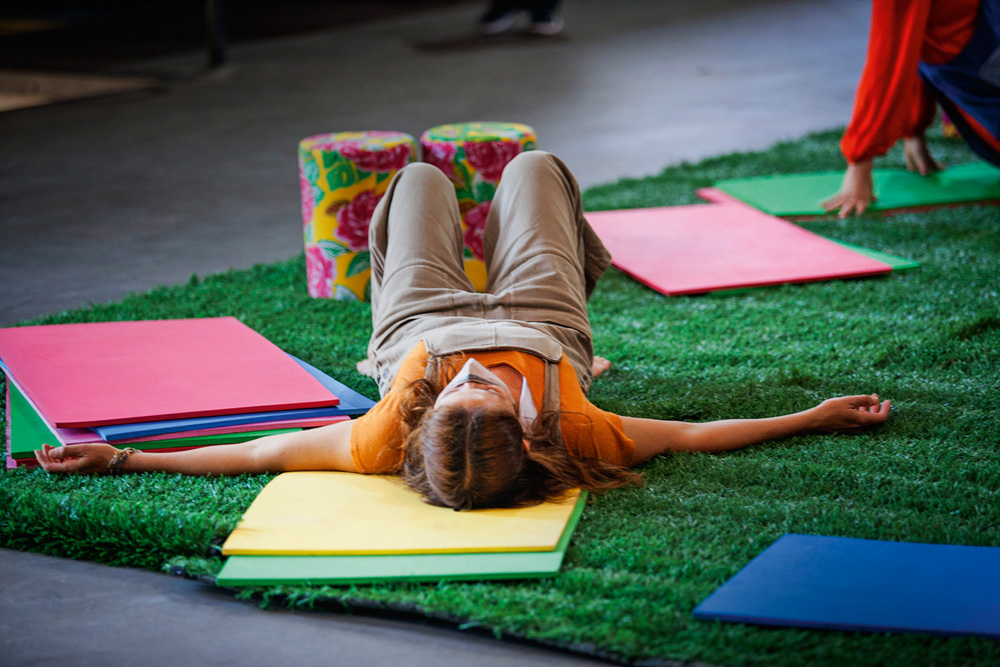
[823,0,1000,218]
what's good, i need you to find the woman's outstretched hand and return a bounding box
[809,394,891,433]
[822,160,876,218]
[34,443,117,475]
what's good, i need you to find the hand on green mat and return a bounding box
[822,159,877,218]
[824,135,944,218]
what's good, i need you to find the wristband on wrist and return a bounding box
[107,447,137,476]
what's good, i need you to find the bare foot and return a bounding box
[591,356,612,378]
[903,135,942,175]
[356,358,374,376]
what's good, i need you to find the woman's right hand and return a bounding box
[34,443,118,475]
[808,394,891,433]
[822,159,876,218]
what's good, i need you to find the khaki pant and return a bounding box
[367,151,611,397]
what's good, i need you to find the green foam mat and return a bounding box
[703,239,918,298]
[825,239,921,271]
[713,161,1000,216]
[216,491,587,586]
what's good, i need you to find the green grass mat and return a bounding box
[713,161,1000,216]
[2,128,999,667]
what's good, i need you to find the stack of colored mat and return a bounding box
[0,317,374,469]
[216,472,586,585]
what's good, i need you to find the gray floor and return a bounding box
[0,1,871,664]
[0,548,617,667]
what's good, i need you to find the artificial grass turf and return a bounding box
[2,127,999,666]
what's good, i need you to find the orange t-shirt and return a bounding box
[350,342,635,473]
[841,0,978,163]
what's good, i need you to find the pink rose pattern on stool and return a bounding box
[419,122,537,291]
[422,142,458,181]
[339,143,412,173]
[299,173,316,226]
[298,131,415,300]
[463,201,490,261]
[305,245,336,298]
[464,141,522,182]
[334,190,383,251]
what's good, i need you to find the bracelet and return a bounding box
[107,447,137,476]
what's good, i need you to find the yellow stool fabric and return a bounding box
[420,122,537,291]
[299,131,416,300]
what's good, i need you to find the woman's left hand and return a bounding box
[809,394,891,433]
[34,443,118,475]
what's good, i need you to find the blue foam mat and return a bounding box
[1,347,376,441]
[693,534,1000,638]
[92,355,374,440]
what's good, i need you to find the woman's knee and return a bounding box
[396,161,452,188]
[504,150,557,177]
[501,151,576,194]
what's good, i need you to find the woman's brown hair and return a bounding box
[398,356,643,509]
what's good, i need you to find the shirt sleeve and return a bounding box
[556,358,635,467]
[562,407,635,468]
[349,343,430,474]
[841,0,936,163]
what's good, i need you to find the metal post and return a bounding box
[206,0,227,68]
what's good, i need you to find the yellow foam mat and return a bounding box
[222,471,581,555]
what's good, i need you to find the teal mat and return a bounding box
[216,491,587,586]
[713,161,1000,216]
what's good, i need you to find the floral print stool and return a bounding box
[299,131,417,300]
[420,122,537,291]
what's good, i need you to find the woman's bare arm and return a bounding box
[624,394,891,465]
[34,419,357,475]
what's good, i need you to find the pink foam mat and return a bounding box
[586,203,892,296]
[0,318,339,428]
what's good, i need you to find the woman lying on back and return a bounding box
[35,152,891,508]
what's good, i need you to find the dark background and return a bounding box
[0,1,471,71]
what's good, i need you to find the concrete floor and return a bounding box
[0,0,872,664]
[0,548,615,667]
